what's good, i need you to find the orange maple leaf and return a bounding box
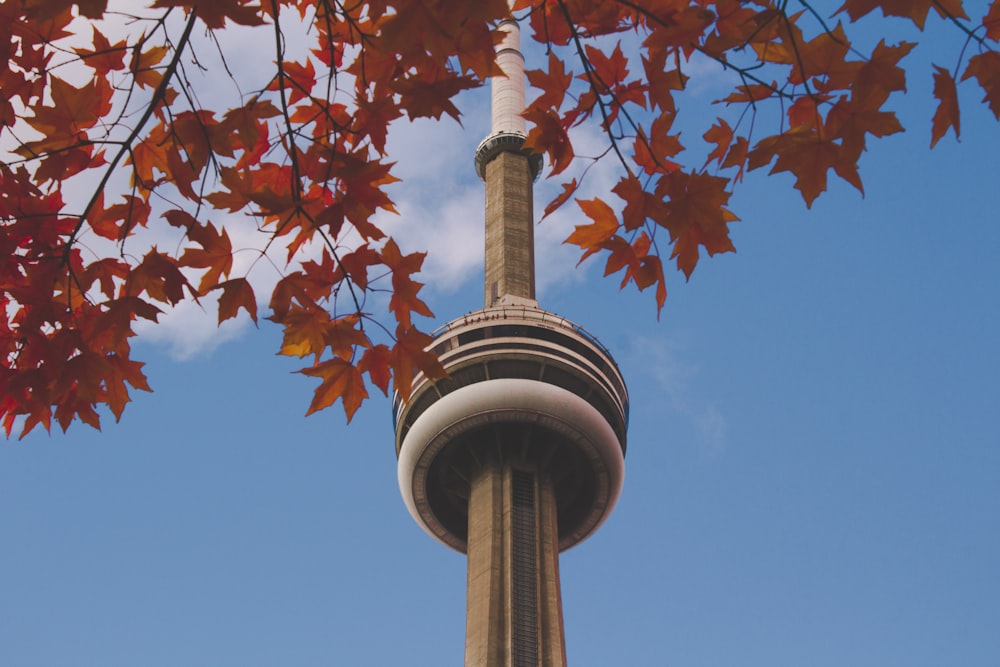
[277,306,333,360]
[131,44,170,89]
[178,222,234,294]
[381,239,433,329]
[299,358,368,421]
[565,198,620,263]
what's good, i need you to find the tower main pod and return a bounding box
[393,19,628,667]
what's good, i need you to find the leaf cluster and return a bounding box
[2,0,998,435]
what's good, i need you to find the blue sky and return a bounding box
[2,8,999,667]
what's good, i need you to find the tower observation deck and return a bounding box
[393,18,628,667]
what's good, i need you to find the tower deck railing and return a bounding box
[392,304,629,445]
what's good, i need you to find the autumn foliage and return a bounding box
[2,0,998,436]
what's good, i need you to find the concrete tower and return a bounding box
[393,18,628,667]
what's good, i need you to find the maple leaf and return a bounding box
[985,1,1000,40]
[381,239,433,329]
[219,98,281,156]
[643,4,716,49]
[524,0,573,46]
[131,44,170,89]
[323,315,371,362]
[566,198,620,263]
[719,82,780,105]
[542,178,580,221]
[613,175,668,234]
[523,106,574,175]
[634,116,683,175]
[23,76,113,146]
[269,58,316,105]
[22,0,106,20]
[73,26,127,76]
[585,42,639,102]
[962,52,1000,120]
[655,171,738,278]
[749,128,863,207]
[126,249,193,305]
[353,95,403,155]
[360,344,393,396]
[276,306,333,360]
[826,98,904,161]
[721,136,749,180]
[299,358,368,421]
[104,353,152,421]
[528,51,573,111]
[215,278,258,325]
[179,221,234,294]
[30,145,106,185]
[703,118,734,169]
[852,40,915,108]
[87,194,151,241]
[641,49,686,114]
[338,245,382,291]
[931,65,961,147]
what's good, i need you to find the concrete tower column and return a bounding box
[484,151,535,306]
[465,454,566,667]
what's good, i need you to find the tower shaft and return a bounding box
[465,455,566,667]
[484,150,535,306]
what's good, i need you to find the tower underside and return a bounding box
[394,305,628,666]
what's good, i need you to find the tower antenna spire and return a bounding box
[490,18,527,136]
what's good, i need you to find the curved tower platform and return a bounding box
[393,18,629,667]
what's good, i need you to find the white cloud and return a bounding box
[133,297,250,360]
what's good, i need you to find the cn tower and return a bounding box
[393,18,629,667]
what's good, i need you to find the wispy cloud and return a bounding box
[625,333,727,456]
